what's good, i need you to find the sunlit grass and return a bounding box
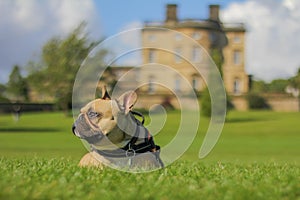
[0,157,298,200]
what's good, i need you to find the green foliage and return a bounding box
[268,79,289,93]
[251,79,289,94]
[201,88,212,117]
[0,84,10,102]
[287,68,300,111]
[6,65,29,102]
[0,84,6,94]
[246,93,269,109]
[201,47,232,117]
[96,66,117,98]
[251,80,268,93]
[28,23,99,112]
[210,48,223,76]
[289,67,300,89]
[0,96,10,103]
[201,88,232,117]
[26,62,48,99]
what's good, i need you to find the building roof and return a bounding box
[223,23,246,32]
[144,19,246,32]
[143,4,246,32]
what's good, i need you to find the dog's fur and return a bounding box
[72,87,162,170]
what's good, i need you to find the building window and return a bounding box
[192,77,198,90]
[148,76,155,94]
[233,50,241,65]
[148,49,156,63]
[233,78,241,95]
[192,75,201,91]
[174,75,181,92]
[192,76,202,91]
[192,47,202,62]
[174,47,182,63]
[192,32,202,40]
[233,35,241,43]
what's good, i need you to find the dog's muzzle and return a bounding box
[72,114,104,144]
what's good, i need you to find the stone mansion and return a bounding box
[109,4,250,99]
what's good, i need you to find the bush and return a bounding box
[201,88,211,117]
[247,93,270,109]
[0,95,10,103]
[201,88,233,117]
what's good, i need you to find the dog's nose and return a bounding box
[72,124,76,135]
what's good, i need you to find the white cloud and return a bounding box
[49,0,97,34]
[222,0,300,81]
[283,0,297,10]
[0,0,101,83]
[103,21,143,66]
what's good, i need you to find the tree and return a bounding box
[251,80,268,93]
[289,68,300,89]
[28,23,99,113]
[288,68,300,111]
[6,65,29,102]
[0,83,9,103]
[201,87,211,117]
[201,48,232,117]
[96,66,117,98]
[269,79,289,93]
[246,93,269,109]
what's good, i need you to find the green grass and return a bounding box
[0,112,85,159]
[0,158,299,200]
[0,111,300,199]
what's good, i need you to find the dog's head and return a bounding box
[72,86,137,146]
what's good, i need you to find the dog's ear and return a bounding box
[101,85,111,100]
[118,91,137,114]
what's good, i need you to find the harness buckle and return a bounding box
[125,144,136,157]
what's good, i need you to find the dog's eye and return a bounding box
[88,111,101,118]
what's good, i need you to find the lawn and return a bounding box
[0,111,299,199]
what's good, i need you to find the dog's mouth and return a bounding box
[72,125,81,137]
[72,124,105,144]
[72,114,105,144]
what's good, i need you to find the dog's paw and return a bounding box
[78,152,105,169]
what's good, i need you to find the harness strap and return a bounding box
[130,110,145,124]
[93,122,156,158]
[90,110,164,167]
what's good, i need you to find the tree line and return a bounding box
[0,24,100,113]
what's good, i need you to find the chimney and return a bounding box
[165,4,178,25]
[209,5,220,21]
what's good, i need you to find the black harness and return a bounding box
[81,111,164,168]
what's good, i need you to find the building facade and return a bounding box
[139,4,249,96]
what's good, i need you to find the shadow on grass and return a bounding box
[0,127,60,133]
[226,118,256,123]
[225,117,271,123]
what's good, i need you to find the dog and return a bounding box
[72,86,163,171]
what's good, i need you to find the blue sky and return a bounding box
[95,0,246,36]
[0,0,299,83]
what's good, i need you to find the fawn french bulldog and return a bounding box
[72,86,163,170]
